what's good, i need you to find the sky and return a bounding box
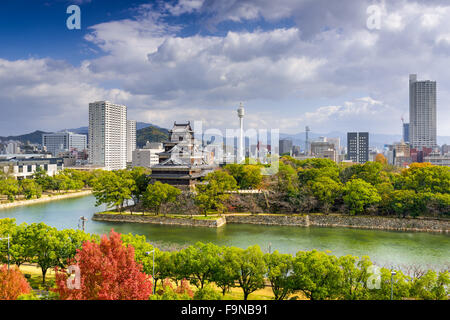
[0,0,450,136]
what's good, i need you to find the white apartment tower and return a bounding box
[88,101,127,170]
[409,74,437,149]
[126,120,137,163]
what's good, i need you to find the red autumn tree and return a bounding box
[0,265,32,300]
[53,229,152,300]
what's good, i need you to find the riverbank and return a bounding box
[92,211,450,233]
[0,190,93,210]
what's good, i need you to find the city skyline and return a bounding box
[1,1,450,137]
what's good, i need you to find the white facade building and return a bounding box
[88,101,127,170]
[409,74,437,149]
[6,142,20,154]
[42,132,87,156]
[132,142,164,168]
[126,120,137,163]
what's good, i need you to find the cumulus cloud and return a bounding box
[2,0,450,137]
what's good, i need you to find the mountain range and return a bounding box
[1,124,449,150]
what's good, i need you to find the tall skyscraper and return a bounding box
[88,101,127,170]
[42,132,87,156]
[126,120,136,163]
[409,74,436,149]
[347,132,369,163]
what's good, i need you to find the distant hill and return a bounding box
[136,125,169,147]
[0,130,49,144]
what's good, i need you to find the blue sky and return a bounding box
[1,0,450,137]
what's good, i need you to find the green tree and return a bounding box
[25,223,65,284]
[0,178,20,202]
[194,171,237,216]
[129,167,151,205]
[292,250,344,300]
[176,242,220,289]
[338,254,373,300]
[212,246,240,296]
[308,176,342,213]
[194,285,223,300]
[343,179,381,215]
[32,167,54,191]
[410,270,450,300]
[224,164,262,189]
[230,245,266,300]
[92,171,134,212]
[142,182,181,216]
[264,251,294,300]
[19,179,42,200]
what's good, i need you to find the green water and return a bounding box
[0,195,449,269]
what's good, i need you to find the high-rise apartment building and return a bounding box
[126,120,136,163]
[347,132,369,163]
[42,132,87,156]
[88,101,127,170]
[409,74,436,149]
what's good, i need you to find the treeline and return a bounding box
[0,219,448,300]
[224,158,450,218]
[0,168,96,202]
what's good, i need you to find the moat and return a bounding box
[0,195,448,270]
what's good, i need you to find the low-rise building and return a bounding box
[132,142,164,168]
[0,156,64,179]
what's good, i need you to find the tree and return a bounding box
[387,190,422,218]
[53,230,153,300]
[224,164,262,189]
[230,245,266,300]
[0,178,20,202]
[177,242,220,289]
[338,254,373,300]
[0,265,32,300]
[194,171,237,216]
[32,167,54,191]
[142,182,181,216]
[91,171,134,212]
[410,270,450,300]
[308,176,342,213]
[25,223,65,284]
[129,167,151,205]
[366,268,411,300]
[375,154,387,165]
[398,164,450,194]
[343,179,381,215]
[264,251,294,300]
[19,179,42,200]
[292,250,344,300]
[212,246,240,296]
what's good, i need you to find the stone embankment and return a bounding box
[0,190,92,210]
[92,212,449,232]
[226,214,449,233]
[92,213,226,228]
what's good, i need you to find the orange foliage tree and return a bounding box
[374,153,387,165]
[53,230,152,300]
[0,265,31,300]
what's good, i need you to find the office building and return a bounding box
[409,74,437,149]
[279,139,293,155]
[310,139,337,162]
[88,101,127,171]
[42,132,87,157]
[403,123,410,143]
[126,120,136,163]
[347,132,369,163]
